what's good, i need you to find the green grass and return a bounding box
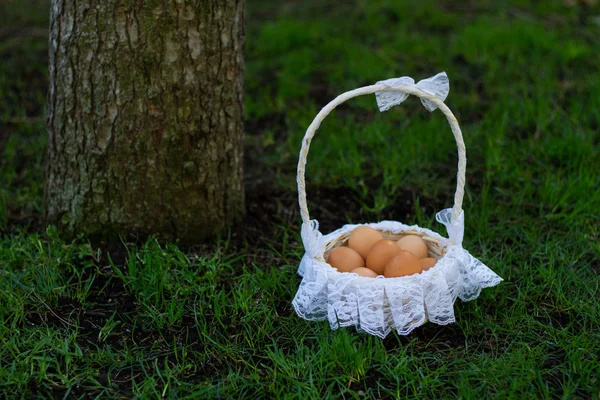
[2,0,600,398]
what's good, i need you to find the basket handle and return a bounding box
[297,73,467,228]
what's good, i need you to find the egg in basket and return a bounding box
[292,72,503,338]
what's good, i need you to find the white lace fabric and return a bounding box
[375,71,450,112]
[292,209,503,338]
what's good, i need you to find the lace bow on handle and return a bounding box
[375,72,450,112]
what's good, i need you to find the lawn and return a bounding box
[1,0,600,398]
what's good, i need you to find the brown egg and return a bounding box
[420,257,437,271]
[384,251,422,278]
[348,226,384,259]
[396,235,429,259]
[351,267,379,278]
[366,240,402,275]
[327,247,365,272]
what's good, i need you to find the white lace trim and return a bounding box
[292,216,502,338]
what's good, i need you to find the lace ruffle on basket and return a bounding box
[292,210,503,338]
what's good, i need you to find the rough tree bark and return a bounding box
[46,0,245,242]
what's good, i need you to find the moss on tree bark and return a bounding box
[46,0,245,242]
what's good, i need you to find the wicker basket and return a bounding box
[292,73,503,338]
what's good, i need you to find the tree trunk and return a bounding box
[46,0,245,243]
